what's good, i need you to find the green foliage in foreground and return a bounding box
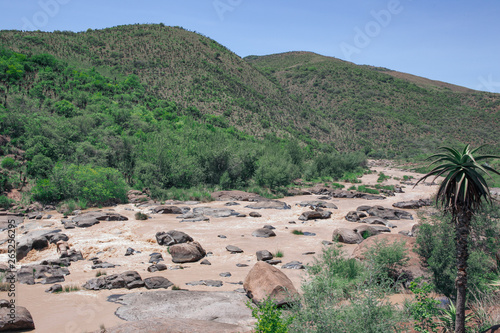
[287,244,409,332]
[248,298,293,333]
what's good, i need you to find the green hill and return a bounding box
[245,51,500,158]
[0,24,498,206]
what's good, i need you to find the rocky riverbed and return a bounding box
[0,165,438,332]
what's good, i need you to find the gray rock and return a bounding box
[392,199,431,209]
[92,262,117,269]
[200,259,212,265]
[156,230,193,246]
[186,280,223,287]
[236,263,248,267]
[282,261,305,269]
[251,228,276,238]
[332,228,363,244]
[265,259,282,265]
[149,253,164,263]
[362,216,396,228]
[83,270,144,290]
[256,250,273,261]
[76,217,100,228]
[49,233,69,244]
[249,212,262,217]
[299,210,332,221]
[345,211,360,222]
[45,284,62,293]
[263,225,275,230]
[170,242,206,263]
[147,263,167,272]
[192,207,238,218]
[40,275,65,284]
[245,200,290,210]
[144,276,173,289]
[226,245,243,253]
[0,305,35,331]
[153,205,184,214]
[111,290,253,327]
[219,272,232,277]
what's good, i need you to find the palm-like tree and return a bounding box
[415,145,499,333]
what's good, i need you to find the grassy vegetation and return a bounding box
[247,52,500,158]
[291,230,304,235]
[274,250,284,258]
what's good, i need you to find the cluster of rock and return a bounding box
[16,260,75,285]
[16,229,77,261]
[127,189,151,204]
[61,211,128,229]
[392,199,432,209]
[83,271,173,291]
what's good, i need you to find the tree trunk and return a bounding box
[455,210,471,333]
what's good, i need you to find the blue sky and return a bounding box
[1,0,499,93]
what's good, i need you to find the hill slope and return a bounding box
[245,51,500,157]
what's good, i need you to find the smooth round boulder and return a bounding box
[332,228,363,244]
[170,241,206,263]
[252,228,276,238]
[243,261,298,306]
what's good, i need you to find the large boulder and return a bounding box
[192,207,237,218]
[245,200,290,210]
[72,211,128,223]
[92,318,245,333]
[298,210,332,221]
[111,290,253,328]
[155,230,193,246]
[0,305,35,331]
[345,211,360,222]
[296,201,337,209]
[152,205,184,214]
[367,206,412,220]
[170,242,206,263]
[16,229,62,261]
[361,216,396,228]
[211,190,265,202]
[251,228,276,238]
[392,199,432,209]
[332,228,363,244]
[243,261,298,306]
[256,250,273,261]
[352,225,383,239]
[83,271,144,290]
[144,276,173,290]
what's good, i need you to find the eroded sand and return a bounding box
[0,165,437,333]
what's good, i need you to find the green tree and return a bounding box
[415,145,500,333]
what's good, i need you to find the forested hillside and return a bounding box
[0,24,498,207]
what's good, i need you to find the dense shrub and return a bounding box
[1,157,17,170]
[289,245,407,332]
[0,195,13,209]
[32,164,128,205]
